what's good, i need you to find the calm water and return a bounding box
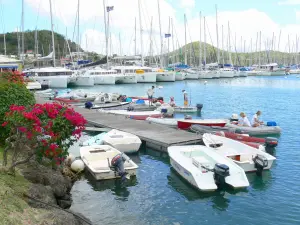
[69,76,300,225]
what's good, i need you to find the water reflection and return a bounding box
[167,168,248,212]
[247,170,273,191]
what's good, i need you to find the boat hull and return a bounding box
[103,142,141,154]
[174,107,198,113]
[93,75,116,84]
[87,166,137,180]
[175,72,185,81]
[178,120,227,130]
[115,75,138,84]
[136,73,157,83]
[34,76,68,88]
[185,73,199,80]
[70,76,94,86]
[233,159,274,172]
[156,72,175,82]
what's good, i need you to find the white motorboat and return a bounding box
[81,133,106,146]
[219,68,236,78]
[99,109,162,120]
[113,66,157,83]
[23,67,73,88]
[203,133,276,174]
[80,145,138,180]
[26,81,42,90]
[102,129,142,153]
[57,89,97,102]
[94,93,120,104]
[146,117,178,128]
[168,145,249,191]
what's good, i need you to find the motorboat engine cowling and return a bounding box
[196,104,203,112]
[214,163,230,187]
[85,101,93,109]
[265,137,278,148]
[253,154,268,176]
[111,154,127,180]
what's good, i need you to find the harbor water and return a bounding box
[69,76,300,225]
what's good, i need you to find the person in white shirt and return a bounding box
[251,110,263,127]
[147,86,155,106]
[238,112,251,127]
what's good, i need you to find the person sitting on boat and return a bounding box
[169,97,176,107]
[251,110,264,127]
[182,90,188,107]
[238,112,251,127]
[147,86,155,106]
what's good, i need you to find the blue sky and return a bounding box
[1,0,300,53]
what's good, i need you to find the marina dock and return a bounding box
[36,97,202,152]
[75,107,202,152]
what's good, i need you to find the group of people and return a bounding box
[147,86,188,107]
[238,111,264,127]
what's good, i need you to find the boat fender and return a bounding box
[267,121,277,126]
[111,154,127,180]
[70,159,85,173]
[253,154,268,176]
[85,101,93,109]
[213,163,230,187]
[265,137,278,148]
[161,108,168,114]
[196,104,203,111]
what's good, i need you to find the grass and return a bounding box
[0,147,48,225]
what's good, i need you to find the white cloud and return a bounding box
[25,0,300,56]
[278,0,300,5]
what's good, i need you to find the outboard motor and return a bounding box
[196,104,203,112]
[85,101,93,109]
[111,154,127,181]
[127,106,134,111]
[253,154,268,176]
[265,137,278,148]
[41,80,49,90]
[157,97,164,101]
[214,163,230,187]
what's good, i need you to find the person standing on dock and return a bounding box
[182,90,188,107]
[147,86,155,106]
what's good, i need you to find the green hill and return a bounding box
[0,30,81,58]
[169,41,297,66]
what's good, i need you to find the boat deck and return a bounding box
[36,97,202,152]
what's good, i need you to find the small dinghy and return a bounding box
[81,133,107,146]
[190,124,235,134]
[146,117,178,128]
[225,123,282,135]
[215,131,278,148]
[173,104,203,113]
[88,102,130,109]
[80,145,138,180]
[168,145,249,191]
[178,119,228,130]
[203,133,276,174]
[102,129,142,153]
[99,109,162,120]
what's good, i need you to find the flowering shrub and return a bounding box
[0,72,35,142]
[2,102,86,170]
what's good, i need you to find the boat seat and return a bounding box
[192,156,211,168]
[90,160,110,171]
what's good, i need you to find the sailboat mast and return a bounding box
[259,31,261,69]
[4,33,6,56]
[21,0,24,63]
[134,17,137,56]
[103,0,108,69]
[149,16,153,65]
[288,34,291,66]
[138,0,144,66]
[119,33,122,56]
[167,16,170,66]
[204,16,206,69]
[49,0,56,67]
[277,30,281,64]
[77,0,80,55]
[215,5,220,64]
[221,25,224,65]
[157,0,163,67]
[184,14,187,65]
[171,18,175,64]
[250,38,252,66]
[228,22,232,65]
[199,11,202,69]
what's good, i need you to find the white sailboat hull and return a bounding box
[70,76,95,86]
[34,76,69,88]
[185,72,199,80]
[93,75,116,84]
[219,71,235,78]
[156,72,175,82]
[135,73,157,83]
[114,75,138,84]
[175,72,185,81]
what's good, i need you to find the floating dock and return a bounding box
[36,97,202,152]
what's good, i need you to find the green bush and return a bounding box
[0,81,35,142]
